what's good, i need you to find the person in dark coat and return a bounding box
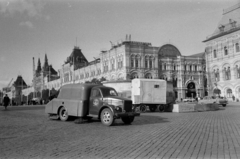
[3,94,10,110]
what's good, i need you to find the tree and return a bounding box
[99,77,107,82]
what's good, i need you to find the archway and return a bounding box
[237,87,240,100]
[186,82,196,98]
[226,88,232,98]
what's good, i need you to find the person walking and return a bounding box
[3,94,10,110]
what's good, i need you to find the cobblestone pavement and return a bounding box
[0,102,240,159]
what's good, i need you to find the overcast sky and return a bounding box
[0,0,239,89]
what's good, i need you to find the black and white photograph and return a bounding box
[0,0,240,158]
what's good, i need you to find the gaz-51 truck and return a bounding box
[45,83,140,126]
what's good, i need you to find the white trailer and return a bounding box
[103,79,175,112]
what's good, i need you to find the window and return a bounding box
[149,60,152,68]
[224,67,231,80]
[224,47,228,55]
[111,59,115,71]
[131,58,134,67]
[91,89,101,98]
[135,59,139,68]
[213,50,217,58]
[145,59,148,68]
[236,43,240,52]
[236,65,240,78]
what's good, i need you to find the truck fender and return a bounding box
[57,106,65,115]
[98,105,115,119]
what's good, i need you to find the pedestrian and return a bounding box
[2,94,10,110]
[232,95,235,101]
[195,96,198,102]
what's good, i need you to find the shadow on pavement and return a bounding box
[1,106,44,111]
[71,115,169,126]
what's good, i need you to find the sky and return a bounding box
[0,0,240,89]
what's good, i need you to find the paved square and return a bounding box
[0,102,240,159]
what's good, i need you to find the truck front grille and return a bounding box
[124,100,132,112]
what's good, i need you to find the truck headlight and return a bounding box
[115,106,122,112]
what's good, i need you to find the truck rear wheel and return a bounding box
[222,104,226,107]
[121,116,135,125]
[149,105,157,112]
[59,107,69,121]
[101,108,115,126]
[158,104,165,112]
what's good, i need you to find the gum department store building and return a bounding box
[27,2,240,101]
[34,35,206,101]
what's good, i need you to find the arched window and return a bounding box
[131,56,134,68]
[149,59,153,69]
[131,73,138,79]
[236,65,240,78]
[236,43,240,52]
[136,55,140,68]
[145,73,152,79]
[135,59,139,68]
[224,47,228,55]
[213,49,217,58]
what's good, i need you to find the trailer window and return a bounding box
[154,85,159,88]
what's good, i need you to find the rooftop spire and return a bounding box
[36,58,41,73]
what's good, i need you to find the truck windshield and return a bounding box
[101,88,118,97]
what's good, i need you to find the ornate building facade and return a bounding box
[59,35,206,100]
[32,54,59,97]
[203,3,240,100]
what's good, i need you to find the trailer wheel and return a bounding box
[121,116,135,125]
[149,105,157,112]
[158,104,165,112]
[100,108,115,126]
[140,105,147,112]
[59,107,69,121]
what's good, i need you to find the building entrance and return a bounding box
[186,82,196,98]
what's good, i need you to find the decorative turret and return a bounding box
[36,58,42,74]
[43,54,49,72]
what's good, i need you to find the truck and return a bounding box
[45,83,140,126]
[103,79,175,112]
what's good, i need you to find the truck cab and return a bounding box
[45,83,140,126]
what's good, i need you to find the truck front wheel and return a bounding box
[59,107,69,121]
[121,116,135,125]
[101,108,115,126]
